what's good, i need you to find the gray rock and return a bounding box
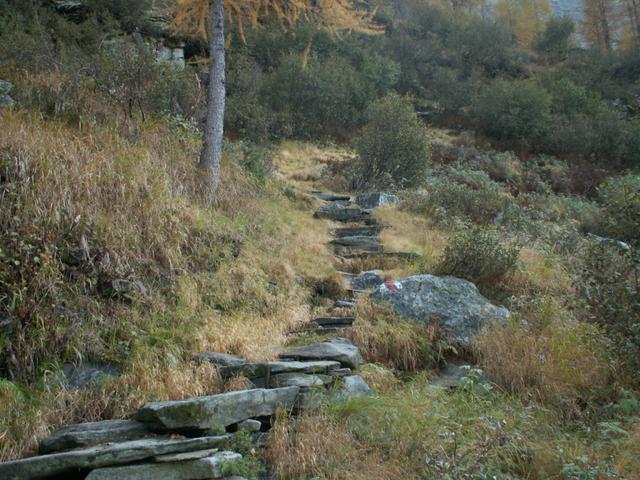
[334,300,356,309]
[236,419,262,433]
[356,192,400,209]
[371,275,509,349]
[62,362,119,389]
[334,225,383,238]
[0,94,15,109]
[270,373,333,388]
[0,80,14,94]
[0,436,231,480]
[219,360,340,379]
[136,387,299,433]
[194,352,246,368]
[312,317,355,327]
[280,337,363,370]
[331,236,383,255]
[350,270,384,291]
[154,449,221,463]
[0,313,17,333]
[311,191,351,202]
[85,451,241,480]
[336,375,371,403]
[587,233,632,252]
[39,419,152,454]
[314,203,370,222]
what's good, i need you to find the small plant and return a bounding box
[437,226,520,288]
[355,93,431,189]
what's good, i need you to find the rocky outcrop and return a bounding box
[62,362,119,389]
[372,275,509,349]
[336,375,371,403]
[194,352,246,367]
[280,338,363,370]
[136,387,300,433]
[350,270,384,291]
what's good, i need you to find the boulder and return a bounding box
[587,233,632,252]
[371,275,509,349]
[0,436,231,480]
[355,193,400,210]
[85,451,241,480]
[350,270,384,291]
[334,300,355,309]
[193,352,246,368]
[0,80,15,109]
[314,203,370,222]
[136,387,299,433]
[62,362,119,389]
[336,375,371,403]
[280,338,363,370]
[39,419,152,454]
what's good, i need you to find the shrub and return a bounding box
[597,173,640,246]
[437,226,520,288]
[356,93,431,189]
[471,80,552,145]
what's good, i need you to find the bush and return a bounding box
[471,80,552,145]
[356,93,430,189]
[597,173,640,246]
[437,226,520,288]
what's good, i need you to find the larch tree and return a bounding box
[169,0,379,191]
[495,0,552,47]
[582,0,618,52]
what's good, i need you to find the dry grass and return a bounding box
[509,247,575,297]
[348,299,439,371]
[266,412,412,480]
[474,315,611,405]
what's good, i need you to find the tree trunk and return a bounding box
[198,0,226,189]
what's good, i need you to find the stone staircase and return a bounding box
[0,338,369,480]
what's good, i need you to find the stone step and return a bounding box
[350,270,384,291]
[334,244,383,256]
[330,236,381,247]
[312,317,355,327]
[218,360,341,379]
[314,204,371,223]
[136,387,300,434]
[311,191,351,202]
[334,225,384,238]
[85,450,241,480]
[0,436,232,480]
[341,251,420,261]
[279,337,363,370]
[334,299,356,309]
[39,419,153,455]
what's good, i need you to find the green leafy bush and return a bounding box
[355,93,430,189]
[437,226,520,288]
[471,80,552,145]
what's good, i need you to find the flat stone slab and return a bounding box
[334,225,384,238]
[136,388,299,433]
[39,419,153,454]
[311,191,351,202]
[219,360,341,379]
[85,451,241,480]
[330,236,381,248]
[342,251,420,261]
[334,300,356,308]
[271,373,333,388]
[193,352,246,367]
[314,203,370,222]
[0,436,231,480]
[313,317,355,327]
[236,419,262,433]
[280,338,363,370]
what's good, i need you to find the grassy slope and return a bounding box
[1,114,638,479]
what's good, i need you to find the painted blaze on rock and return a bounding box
[371,274,509,349]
